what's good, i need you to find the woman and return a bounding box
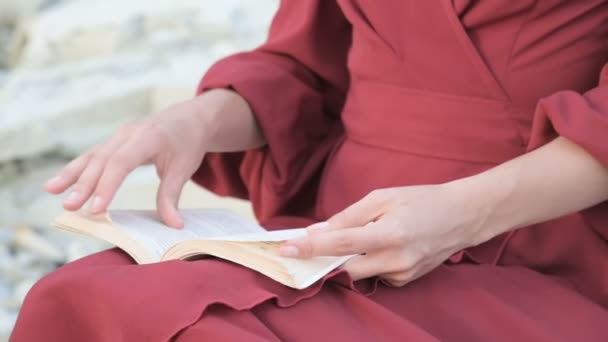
[11,1,608,341]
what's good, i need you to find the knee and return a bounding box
[20,267,84,316]
[11,267,93,341]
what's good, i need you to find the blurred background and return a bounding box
[0,0,278,338]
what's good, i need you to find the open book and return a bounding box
[53,209,353,289]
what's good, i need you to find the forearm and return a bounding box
[451,137,608,245]
[188,88,267,152]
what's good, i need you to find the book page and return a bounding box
[109,208,266,258]
[212,241,353,289]
[206,228,307,242]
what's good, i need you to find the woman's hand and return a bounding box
[44,89,265,228]
[279,137,608,287]
[279,184,485,287]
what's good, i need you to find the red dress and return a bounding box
[12,1,608,341]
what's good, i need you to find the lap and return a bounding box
[11,249,608,342]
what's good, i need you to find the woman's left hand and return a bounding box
[279,184,486,287]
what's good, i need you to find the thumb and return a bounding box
[327,191,387,230]
[156,165,189,228]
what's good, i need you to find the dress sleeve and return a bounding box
[191,1,351,223]
[528,63,608,239]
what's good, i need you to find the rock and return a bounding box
[10,0,276,68]
[66,238,108,262]
[0,160,65,227]
[0,31,10,68]
[0,0,45,69]
[14,226,65,262]
[0,227,14,245]
[0,194,21,227]
[0,309,18,342]
[0,55,156,161]
[0,1,44,25]
[20,196,63,232]
[0,49,217,162]
[14,278,37,307]
[0,0,277,161]
[0,283,10,307]
[9,162,65,228]
[0,1,277,337]
[0,162,19,185]
[12,251,39,270]
[0,252,21,284]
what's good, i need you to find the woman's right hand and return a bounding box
[44,89,264,228]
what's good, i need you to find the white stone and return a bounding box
[0,162,19,185]
[0,31,10,68]
[0,0,43,25]
[0,56,156,161]
[0,69,7,84]
[0,247,55,290]
[13,163,66,228]
[0,49,219,161]
[14,226,65,262]
[0,162,61,227]
[0,253,21,283]
[66,238,108,263]
[20,195,64,232]
[0,0,44,69]
[0,243,9,260]
[0,283,10,307]
[11,0,276,68]
[0,309,18,342]
[0,227,14,245]
[0,0,277,161]
[13,278,37,307]
[0,1,278,336]
[13,251,39,270]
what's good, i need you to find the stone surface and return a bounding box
[0,0,44,70]
[0,1,44,24]
[0,70,7,88]
[0,43,241,162]
[0,0,276,337]
[0,55,167,161]
[10,0,275,68]
[14,226,65,262]
[13,279,36,308]
[0,309,17,342]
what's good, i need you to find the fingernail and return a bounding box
[46,176,63,187]
[280,245,300,257]
[308,221,329,232]
[89,196,103,213]
[64,191,81,204]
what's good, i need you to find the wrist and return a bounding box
[443,173,517,247]
[189,88,265,152]
[190,89,235,146]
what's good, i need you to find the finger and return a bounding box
[44,152,92,194]
[341,254,384,281]
[380,270,417,288]
[382,262,435,287]
[280,223,388,258]
[63,155,108,211]
[327,190,388,229]
[88,139,156,214]
[63,134,128,211]
[156,163,191,229]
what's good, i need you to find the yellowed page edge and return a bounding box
[164,240,296,288]
[53,211,156,264]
